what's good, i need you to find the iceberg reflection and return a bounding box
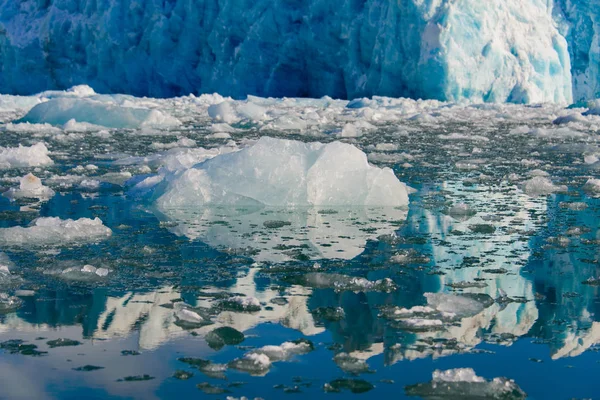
[157,206,408,262]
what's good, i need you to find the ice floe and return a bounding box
[155,137,410,208]
[0,142,52,169]
[0,217,112,247]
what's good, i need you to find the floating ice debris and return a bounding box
[79,179,101,191]
[390,250,431,265]
[197,361,228,379]
[324,379,374,394]
[229,339,314,376]
[380,293,495,333]
[229,352,272,376]
[19,97,181,129]
[446,203,476,220]
[3,173,55,201]
[47,338,82,348]
[150,137,196,150]
[73,365,105,372]
[333,353,374,375]
[0,142,53,169]
[250,339,314,362]
[117,375,155,382]
[468,224,496,234]
[0,217,112,247]
[311,307,346,321]
[0,293,23,314]
[583,179,600,195]
[446,281,488,289]
[197,382,230,395]
[521,176,567,196]
[582,277,600,286]
[559,201,588,211]
[218,296,261,312]
[173,370,194,380]
[433,368,486,383]
[156,137,410,208]
[405,368,526,399]
[205,326,245,350]
[60,265,110,281]
[0,253,14,276]
[173,303,206,327]
[290,273,397,293]
[439,132,489,141]
[425,293,494,319]
[0,340,46,356]
[334,121,375,138]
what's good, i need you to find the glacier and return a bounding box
[0,0,596,103]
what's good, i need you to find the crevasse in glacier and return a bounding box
[0,0,588,103]
[553,0,600,103]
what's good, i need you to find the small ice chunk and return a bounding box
[433,368,486,383]
[174,306,204,325]
[3,173,55,201]
[229,352,272,375]
[0,253,14,276]
[19,98,180,129]
[446,203,475,219]
[236,102,267,121]
[0,217,112,247]
[333,353,373,374]
[79,179,101,191]
[61,264,110,280]
[425,293,494,319]
[208,101,237,124]
[219,296,261,312]
[0,143,53,169]
[298,273,397,293]
[583,179,600,195]
[81,265,97,274]
[0,293,23,313]
[338,123,361,138]
[406,368,526,399]
[521,176,567,196]
[584,154,599,165]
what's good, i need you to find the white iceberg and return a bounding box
[19,97,181,129]
[0,217,112,247]
[405,368,526,399]
[0,142,53,169]
[156,137,409,208]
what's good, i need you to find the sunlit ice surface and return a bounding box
[0,87,599,399]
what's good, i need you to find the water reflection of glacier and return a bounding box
[157,206,408,262]
[1,183,599,370]
[360,182,547,363]
[94,269,323,350]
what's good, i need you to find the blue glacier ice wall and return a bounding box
[0,0,584,103]
[554,0,600,103]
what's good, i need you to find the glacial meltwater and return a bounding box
[0,88,599,399]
